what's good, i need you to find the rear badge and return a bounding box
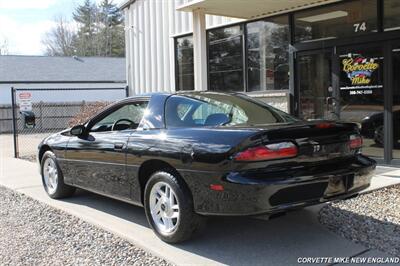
[310,140,321,153]
[313,144,321,153]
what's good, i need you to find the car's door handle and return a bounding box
[114,143,125,150]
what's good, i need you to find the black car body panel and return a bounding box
[188,154,374,215]
[38,92,376,216]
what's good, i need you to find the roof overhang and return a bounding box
[119,0,136,10]
[177,0,343,19]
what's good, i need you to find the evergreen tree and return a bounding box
[73,0,98,56]
[97,0,125,57]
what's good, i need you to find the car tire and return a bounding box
[144,171,206,243]
[41,151,76,199]
[374,125,384,146]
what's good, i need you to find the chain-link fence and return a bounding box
[11,87,128,161]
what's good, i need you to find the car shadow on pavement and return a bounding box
[58,189,371,266]
[61,189,150,227]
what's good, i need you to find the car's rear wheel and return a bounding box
[144,171,205,243]
[41,151,75,199]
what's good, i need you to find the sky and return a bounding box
[0,0,125,55]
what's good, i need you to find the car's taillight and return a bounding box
[315,122,335,129]
[349,134,363,149]
[234,142,298,162]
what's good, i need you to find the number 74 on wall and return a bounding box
[353,22,367,32]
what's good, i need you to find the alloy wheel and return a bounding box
[43,157,58,195]
[149,181,180,234]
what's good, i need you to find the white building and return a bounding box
[0,55,126,104]
[120,0,306,112]
[0,55,127,133]
[121,0,400,165]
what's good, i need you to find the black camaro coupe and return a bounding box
[38,92,376,243]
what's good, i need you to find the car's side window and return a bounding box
[166,94,284,128]
[90,101,148,132]
[166,95,248,127]
[191,102,248,125]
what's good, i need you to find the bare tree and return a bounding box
[43,16,76,56]
[0,37,9,55]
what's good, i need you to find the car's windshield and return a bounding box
[165,92,299,128]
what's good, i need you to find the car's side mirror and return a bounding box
[70,125,85,136]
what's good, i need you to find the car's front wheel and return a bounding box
[144,171,205,243]
[41,151,76,199]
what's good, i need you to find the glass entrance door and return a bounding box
[297,50,334,120]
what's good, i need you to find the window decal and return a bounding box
[342,57,379,86]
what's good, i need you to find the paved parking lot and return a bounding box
[1,134,399,265]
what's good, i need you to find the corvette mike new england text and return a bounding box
[297,256,400,264]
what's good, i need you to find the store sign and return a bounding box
[17,92,33,112]
[342,57,379,85]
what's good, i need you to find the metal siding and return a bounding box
[144,0,151,93]
[138,0,145,94]
[162,1,171,91]
[149,0,157,91]
[124,0,241,95]
[133,3,140,95]
[124,8,132,92]
[168,0,176,92]
[155,0,164,91]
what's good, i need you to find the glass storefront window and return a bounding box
[208,25,244,91]
[384,0,400,31]
[246,16,290,91]
[298,46,385,159]
[294,0,377,43]
[392,47,400,159]
[339,46,384,158]
[176,35,194,91]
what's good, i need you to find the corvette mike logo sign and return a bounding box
[342,57,379,85]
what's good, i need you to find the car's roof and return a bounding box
[174,91,243,96]
[125,91,244,100]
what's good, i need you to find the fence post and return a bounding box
[39,101,43,130]
[125,85,129,98]
[10,87,19,158]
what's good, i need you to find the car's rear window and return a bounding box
[165,93,299,128]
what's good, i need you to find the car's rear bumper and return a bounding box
[183,155,376,216]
